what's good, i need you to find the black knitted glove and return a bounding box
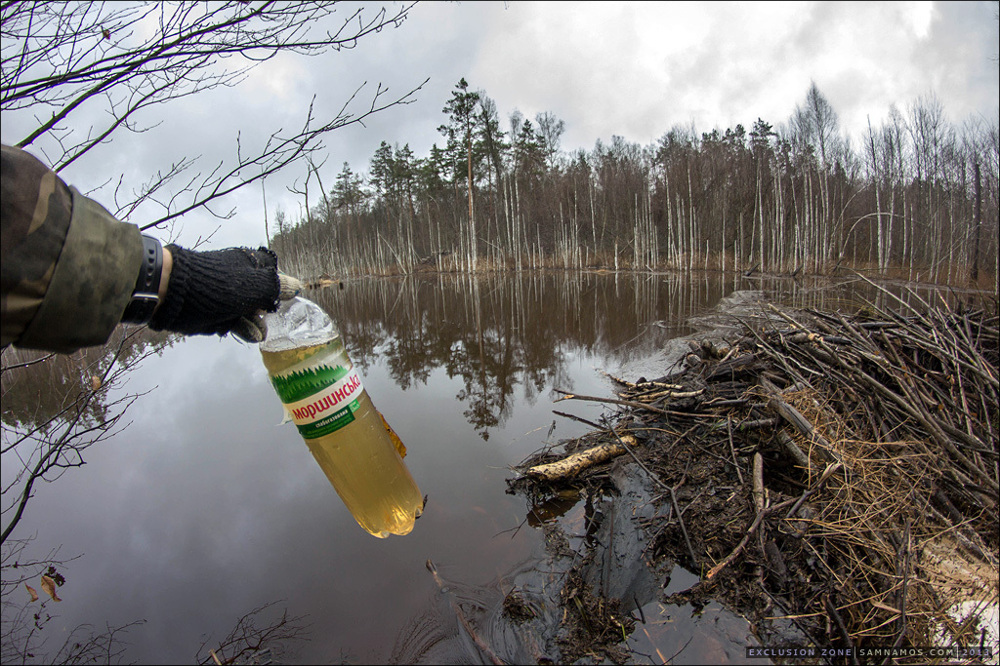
[149,245,282,338]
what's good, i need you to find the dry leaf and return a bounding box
[40,575,61,602]
[25,584,38,602]
[90,376,102,391]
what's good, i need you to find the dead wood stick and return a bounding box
[599,370,683,391]
[752,452,765,514]
[761,377,828,448]
[892,327,998,390]
[552,410,604,430]
[705,496,797,580]
[825,596,860,666]
[525,436,635,481]
[892,520,910,650]
[727,418,744,485]
[931,490,996,565]
[426,560,504,665]
[632,388,704,403]
[553,389,669,415]
[669,480,698,567]
[817,339,998,495]
[785,462,842,521]
[761,377,843,466]
[736,417,779,430]
[767,303,806,331]
[706,458,841,580]
[876,328,993,455]
[745,321,823,382]
[776,430,813,471]
[553,389,718,419]
[703,398,750,409]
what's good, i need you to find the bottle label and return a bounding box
[270,356,365,439]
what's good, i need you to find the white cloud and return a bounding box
[467,1,997,155]
[241,50,311,102]
[3,1,996,250]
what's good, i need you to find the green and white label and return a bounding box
[270,353,365,439]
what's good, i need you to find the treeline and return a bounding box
[272,79,999,285]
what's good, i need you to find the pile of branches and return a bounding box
[520,296,998,660]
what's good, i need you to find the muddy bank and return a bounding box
[499,289,998,664]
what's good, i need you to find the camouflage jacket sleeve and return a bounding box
[1,144,143,353]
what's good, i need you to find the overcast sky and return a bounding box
[4,1,999,250]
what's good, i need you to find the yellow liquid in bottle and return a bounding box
[262,339,423,538]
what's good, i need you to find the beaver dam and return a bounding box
[500,289,998,664]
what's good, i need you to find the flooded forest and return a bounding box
[4,80,998,664]
[259,80,1000,663]
[3,3,997,663]
[272,80,998,288]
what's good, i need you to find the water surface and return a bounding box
[3,271,962,663]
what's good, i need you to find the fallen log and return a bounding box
[525,436,636,481]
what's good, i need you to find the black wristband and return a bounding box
[121,235,163,324]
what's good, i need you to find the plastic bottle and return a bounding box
[260,296,422,538]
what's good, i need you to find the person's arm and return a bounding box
[2,144,297,353]
[159,248,173,306]
[1,144,144,352]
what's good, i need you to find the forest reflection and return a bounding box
[2,271,973,438]
[312,271,733,439]
[1,328,173,431]
[309,270,980,439]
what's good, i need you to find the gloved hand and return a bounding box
[149,245,301,342]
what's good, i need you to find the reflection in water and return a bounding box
[368,272,983,664]
[2,272,962,439]
[1,328,173,542]
[1,328,176,663]
[0,270,983,664]
[525,488,582,528]
[1,328,172,431]
[311,271,968,440]
[312,272,733,439]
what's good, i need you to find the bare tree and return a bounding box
[1,1,426,231]
[535,110,565,170]
[195,601,309,665]
[790,81,840,169]
[268,77,997,285]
